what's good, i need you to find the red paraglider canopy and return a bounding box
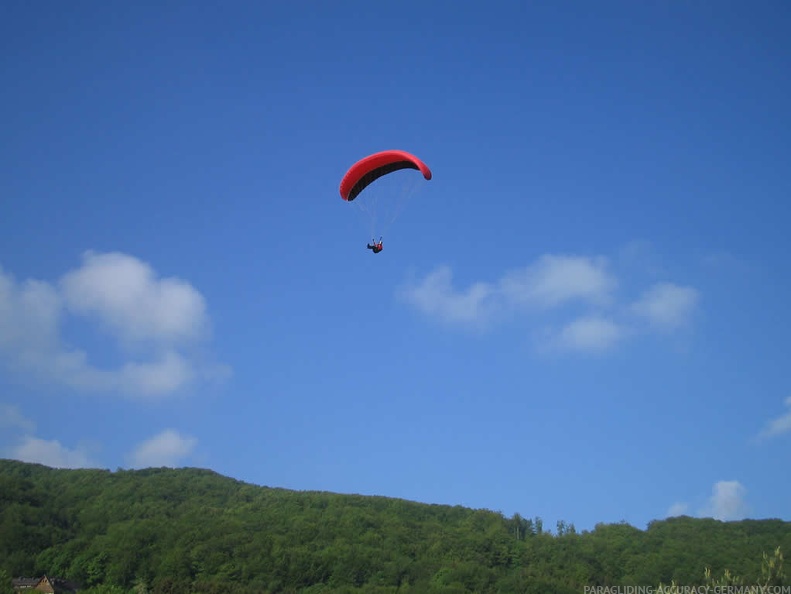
[340,150,432,202]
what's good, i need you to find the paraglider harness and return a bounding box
[367,237,383,254]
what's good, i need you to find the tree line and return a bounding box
[1,459,788,593]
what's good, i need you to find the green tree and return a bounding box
[2,459,791,593]
[81,586,127,594]
[132,577,151,594]
[758,546,786,588]
[0,569,15,594]
[660,547,787,592]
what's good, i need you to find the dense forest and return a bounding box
[0,459,788,593]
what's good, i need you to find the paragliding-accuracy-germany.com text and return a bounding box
[583,585,791,594]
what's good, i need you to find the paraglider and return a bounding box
[367,238,383,254]
[339,149,432,252]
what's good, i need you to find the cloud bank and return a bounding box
[1,405,98,469]
[127,429,197,468]
[0,251,230,398]
[701,480,750,521]
[8,436,97,469]
[666,480,749,522]
[666,502,689,517]
[398,253,698,353]
[1,404,198,470]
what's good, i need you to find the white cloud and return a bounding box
[0,253,229,398]
[127,429,197,468]
[399,252,699,354]
[0,403,35,432]
[498,255,616,309]
[0,403,94,468]
[757,396,791,439]
[0,272,62,361]
[668,481,750,522]
[630,282,699,331]
[666,502,689,517]
[397,266,496,327]
[701,480,749,521]
[398,255,616,329]
[60,251,208,345]
[551,316,626,353]
[8,436,96,469]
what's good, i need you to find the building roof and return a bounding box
[11,575,80,593]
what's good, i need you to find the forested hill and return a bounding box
[1,459,789,594]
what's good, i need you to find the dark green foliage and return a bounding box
[1,459,789,593]
[0,569,14,594]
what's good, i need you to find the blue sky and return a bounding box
[1,1,790,532]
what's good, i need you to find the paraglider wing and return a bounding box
[340,150,432,202]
